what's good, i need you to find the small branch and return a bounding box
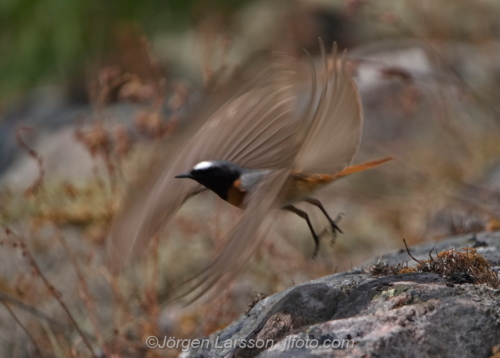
[15,126,45,197]
[54,228,107,355]
[0,297,43,357]
[0,290,75,333]
[428,246,436,262]
[403,238,422,264]
[5,228,97,358]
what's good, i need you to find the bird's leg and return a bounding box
[304,198,343,244]
[284,205,321,258]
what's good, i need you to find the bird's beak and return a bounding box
[175,173,193,179]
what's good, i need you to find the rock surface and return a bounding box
[180,232,500,358]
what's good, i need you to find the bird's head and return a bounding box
[175,160,244,199]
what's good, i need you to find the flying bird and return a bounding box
[174,156,392,257]
[108,42,392,302]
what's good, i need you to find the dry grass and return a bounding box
[370,243,499,289]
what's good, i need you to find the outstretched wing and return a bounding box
[170,43,366,302]
[108,54,306,272]
[172,169,291,303]
[109,41,365,302]
[294,44,363,174]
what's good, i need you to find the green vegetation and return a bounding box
[0,0,252,100]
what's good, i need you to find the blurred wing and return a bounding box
[108,145,201,272]
[173,169,291,303]
[171,57,323,302]
[166,44,366,302]
[108,54,306,271]
[294,44,363,174]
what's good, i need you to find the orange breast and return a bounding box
[227,179,247,207]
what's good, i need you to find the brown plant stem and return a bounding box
[54,227,109,356]
[5,228,98,358]
[0,297,43,357]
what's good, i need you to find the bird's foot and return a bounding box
[311,229,330,259]
[329,212,345,246]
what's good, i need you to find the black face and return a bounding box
[175,160,244,200]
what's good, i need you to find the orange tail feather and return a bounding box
[332,156,394,180]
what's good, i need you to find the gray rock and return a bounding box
[180,233,500,358]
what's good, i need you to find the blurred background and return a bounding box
[1,0,500,356]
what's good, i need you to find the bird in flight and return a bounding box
[108,41,392,302]
[174,156,391,258]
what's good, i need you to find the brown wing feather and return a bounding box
[294,44,363,174]
[172,169,291,303]
[171,43,366,302]
[108,54,305,272]
[110,41,367,302]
